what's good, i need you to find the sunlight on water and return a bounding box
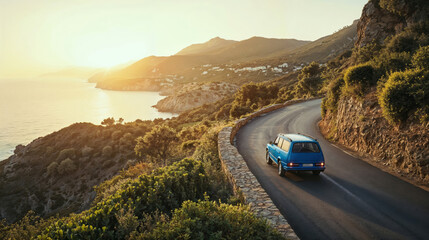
[0,78,176,160]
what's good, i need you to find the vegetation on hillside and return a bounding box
[4,1,428,238]
[322,19,429,124]
[0,103,285,239]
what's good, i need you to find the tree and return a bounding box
[344,63,376,96]
[46,162,59,176]
[294,62,325,97]
[135,125,178,166]
[379,68,429,123]
[101,117,115,126]
[57,158,77,175]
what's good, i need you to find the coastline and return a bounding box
[0,79,176,161]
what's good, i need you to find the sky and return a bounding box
[0,0,368,78]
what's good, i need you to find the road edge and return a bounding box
[317,121,429,192]
[218,98,318,239]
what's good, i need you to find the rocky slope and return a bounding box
[320,95,429,185]
[356,0,429,47]
[154,82,238,113]
[320,0,429,186]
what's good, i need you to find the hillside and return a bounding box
[205,37,311,63]
[89,36,310,88]
[154,82,239,113]
[274,20,358,63]
[320,0,429,185]
[89,22,358,94]
[0,121,151,222]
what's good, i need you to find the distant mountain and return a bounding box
[176,36,309,63]
[273,20,358,63]
[89,23,360,91]
[214,37,310,63]
[176,37,237,56]
[91,36,310,86]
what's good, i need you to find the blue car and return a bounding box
[266,133,325,176]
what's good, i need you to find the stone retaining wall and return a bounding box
[218,99,311,240]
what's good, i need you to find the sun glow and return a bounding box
[0,0,367,78]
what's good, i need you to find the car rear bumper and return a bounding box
[284,166,325,171]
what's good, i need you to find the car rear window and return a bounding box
[292,142,320,153]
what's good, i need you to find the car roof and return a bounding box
[279,133,317,142]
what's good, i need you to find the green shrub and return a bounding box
[181,140,200,153]
[215,104,232,120]
[57,148,76,161]
[229,104,251,119]
[192,126,232,202]
[321,77,344,118]
[386,31,420,53]
[412,45,429,69]
[351,42,381,64]
[0,211,56,240]
[229,82,278,118]
[39,158,209,240]
[135,125,178,165]
[46,162,59,176]
[135,199,284,240]
[111,130,123,140]
[344,63,376,95]
[372,51,411,75]
[101,117,115,126]
[276,86,293,103]
[115,208,139,237]
[102,145,113,158]
[81,146,94,157]
[379,0,408,15]
[294,62,325,97]
[378,0,429,16]
[57,158,77,175]
[379,69,429,123]
[119,133,133,146]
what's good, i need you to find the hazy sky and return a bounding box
[0,0,367,78]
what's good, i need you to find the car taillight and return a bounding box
[315,162,325,167]
[287,163,300,167]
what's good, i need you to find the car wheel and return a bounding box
[312,170,321,175]
[266,151,272,165]
[278,161,285,177]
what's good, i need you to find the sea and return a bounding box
[0,77,176,161]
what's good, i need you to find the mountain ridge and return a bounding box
[175,37,237,56]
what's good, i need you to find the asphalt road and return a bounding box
[235,99,429,240]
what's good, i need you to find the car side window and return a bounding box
[274,137,280,145]
[278,138,284,148]
[281,140,290,152]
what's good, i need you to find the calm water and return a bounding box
[0,78,176,160]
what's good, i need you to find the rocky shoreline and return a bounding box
[153,82,238,113]
[95,80,239,114]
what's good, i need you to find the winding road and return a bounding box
[235,99,429,240]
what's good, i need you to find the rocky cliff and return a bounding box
[154,82,238,113]
[320,95,429,185]
[356,0,429,47]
